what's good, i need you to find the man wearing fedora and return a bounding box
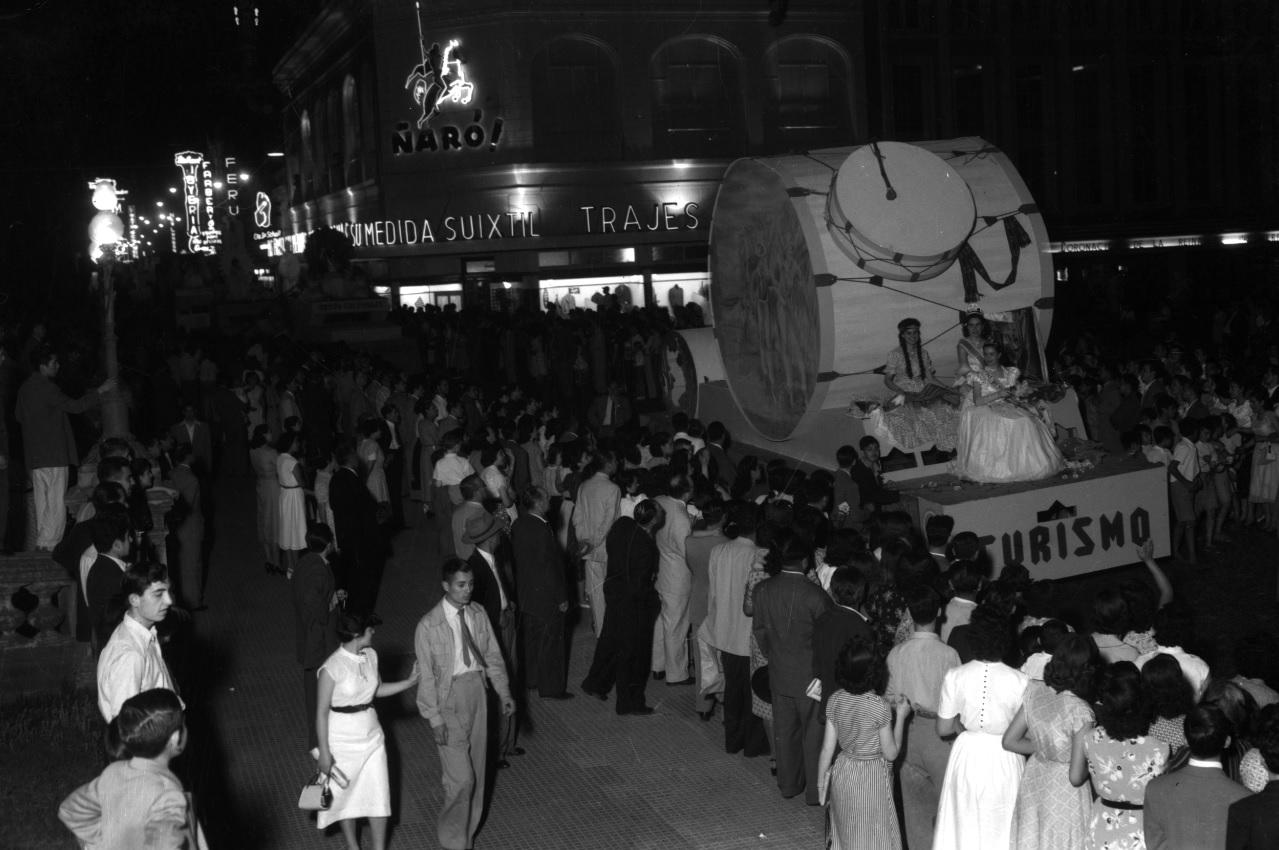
[463,511,522,767]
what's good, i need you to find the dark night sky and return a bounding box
[0,0,315,264]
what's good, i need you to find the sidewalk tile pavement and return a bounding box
[190,476,824,848]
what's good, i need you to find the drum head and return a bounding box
[709,159,821,440]
[830,142,975,278]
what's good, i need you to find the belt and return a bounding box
[282,484,301,490]
[911,708,939,720]
[330,702,373,713]
[1100,799,1143,811]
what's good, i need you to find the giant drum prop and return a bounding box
[709,137,1053,441]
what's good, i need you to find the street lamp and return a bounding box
[87,178,129,438]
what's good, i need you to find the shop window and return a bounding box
[540,274,645,313]
[652,272,710,327]
[396,283,463,310]
[531,37,622,161]
[651,37,745,158]
[764,37,854,151]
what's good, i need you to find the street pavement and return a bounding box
[186,475,824,849]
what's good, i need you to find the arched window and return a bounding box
[764,37,854,152]
[342,74,361,184]
[530,36,622,161]
[651,37,745,158]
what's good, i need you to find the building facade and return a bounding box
[272,0,865,311]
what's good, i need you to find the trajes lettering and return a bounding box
[578,202,702,234]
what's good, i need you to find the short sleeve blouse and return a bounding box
[321,647,380,707]
[938,660,1028,734]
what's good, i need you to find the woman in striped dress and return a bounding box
[817,636,910,850]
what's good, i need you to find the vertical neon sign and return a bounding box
[174,151,204,252]
[225,156,240,216]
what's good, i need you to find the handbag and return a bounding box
[297,771,333,810]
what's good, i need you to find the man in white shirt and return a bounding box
[432,429,473,557]
[415,560,514,850]
[96,562,178,721]
[573,451,621,634]
[887,585,960,850]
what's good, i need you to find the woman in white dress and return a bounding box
[249,425,282,575]
[277,432,308,578]
[955,342,1064,483]
[316,612,419,850]
[358,420,390,507]
[934,607,1029,850]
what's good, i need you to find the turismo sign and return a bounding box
[907,462,1170,580]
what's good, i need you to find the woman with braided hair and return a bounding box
[881,318,961,452]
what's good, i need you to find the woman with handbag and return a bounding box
[315,611,419,850]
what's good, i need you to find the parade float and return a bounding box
[681,138,1168,578]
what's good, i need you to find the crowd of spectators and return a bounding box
[2,283,1271,849]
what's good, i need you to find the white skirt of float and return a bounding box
[707,137,1053,444]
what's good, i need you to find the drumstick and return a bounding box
[870,141,898,201]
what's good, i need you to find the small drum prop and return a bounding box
[708,137,1053,442]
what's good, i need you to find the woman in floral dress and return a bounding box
[1070,662,1169,850]
[1003,634,1097,850]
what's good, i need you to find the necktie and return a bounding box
[459,608,486,669]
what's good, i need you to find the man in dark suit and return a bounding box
[289,524,341,750]
[84,512,133,650]
[752,531,834,805]
[811,568,873,721]
[463,511,522,765]
[169,444,205,611]
[705,422,736,493]
[15,344,112,551]
[585,382,633,439]
[377,403,405,529]
[581,499,664,715]
[169,403,214,477]
[1146,705,1249,850]
[1226,707,1279,850]
[511,486,571,700]
[328,439,386,611]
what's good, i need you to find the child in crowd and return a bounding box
[59,688,205,849]
[941,559,986,643]
[925,515,955,562]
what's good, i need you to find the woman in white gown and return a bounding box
[955,342,1064,483]
[316,612,418,850]
[934,608,1029,850]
